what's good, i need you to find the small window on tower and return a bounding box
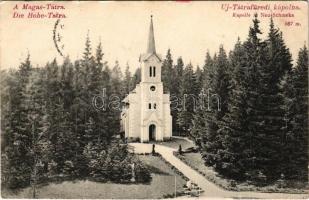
[150,86,156,91]
[153,67,156,77]
[154,103,157,109]
[149,66,152,77]
[148,103,151,109]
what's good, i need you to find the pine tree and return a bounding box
[195,65,203,93]
[175,57,184,80]
[77,34,95,150]
[236,14,268,181]
[171,57,184,135]
[284,46,308,181]
[60,57,75,111]
[217,14,267,180]
[105,61,123,139]
[177,63,199,134]
[191,52,214,146]
[85,117,96,143]
[111,60,124,98]
[44,58,78,176]
[161,49,173,93]
[95,40,104,68]
[198,46,231,169]
[131,67,141,89]
[25,69,52,195]
[250,18,293,180]
[83,31,92,62]
[1,36,149,188]
[202,51,214,87]
[266,18,292,80]
[3,54,33,188]
[99,62,119,144]
[123,63,132,95]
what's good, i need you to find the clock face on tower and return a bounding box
[150,86,156,91]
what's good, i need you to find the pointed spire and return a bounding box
[147,15,156,54]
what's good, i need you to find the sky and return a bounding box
[0,1,308,72]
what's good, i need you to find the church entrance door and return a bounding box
[149,124,156,141]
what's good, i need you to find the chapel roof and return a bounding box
[139,15,162,62]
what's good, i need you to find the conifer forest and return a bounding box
[1,15,308,193]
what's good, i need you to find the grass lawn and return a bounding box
[2,155,187,199]
[180,152,229,187]
[158,137,195,150]
[178,152,308,194]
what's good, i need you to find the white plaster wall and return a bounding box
[140,80,165,142]
[122,54,172,142]
[141,55,162,83]
[163,94,172,138]
[127,88,141,139]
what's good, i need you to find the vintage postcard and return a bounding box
[0,1,308,199]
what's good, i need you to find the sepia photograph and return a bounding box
[0,1,308,199]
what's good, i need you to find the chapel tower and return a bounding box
[121,15,172,142]
[140,15,162,83]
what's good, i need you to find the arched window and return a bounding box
[153,66,156,77]
[148,103,151,109]
[149,66,152,77]
[154,103,157,109]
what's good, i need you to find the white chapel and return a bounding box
[121,16,172,142]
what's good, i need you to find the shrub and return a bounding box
[134,158,152,183]
[87,143,151,184]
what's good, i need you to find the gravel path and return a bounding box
[130,142,308,199]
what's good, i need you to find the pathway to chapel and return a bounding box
[129,139,308,199]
